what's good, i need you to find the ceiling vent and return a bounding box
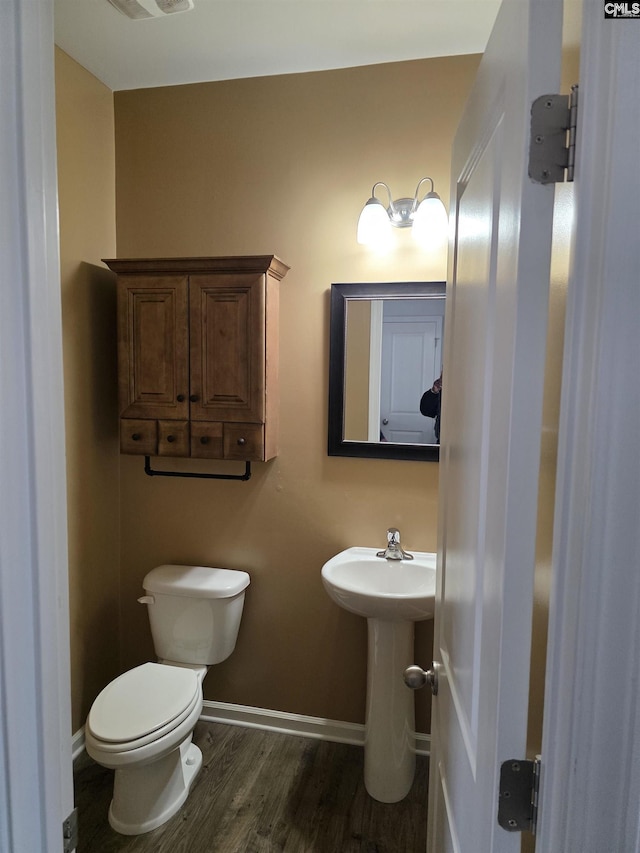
[107,0,194,19]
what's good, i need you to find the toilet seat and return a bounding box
[87,663,201,753]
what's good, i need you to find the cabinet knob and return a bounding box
[132,433,141,441]
[190,394,199,403]
[237,437,246,446]
[200,436,210,445]
[166,435,175,443]
[177,394,185,402]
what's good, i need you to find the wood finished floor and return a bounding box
[74,721,428,853]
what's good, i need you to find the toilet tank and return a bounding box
[141,565,250,665]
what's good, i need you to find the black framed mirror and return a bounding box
[328,281,446,461]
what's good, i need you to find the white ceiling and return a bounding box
[54,0,501,92]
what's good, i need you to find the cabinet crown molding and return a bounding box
[103,255,290,281]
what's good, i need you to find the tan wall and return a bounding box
[112,55,479,730]
[344,300,372,441]
[55,48,120,731]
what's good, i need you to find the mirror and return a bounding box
[328,281,445,461]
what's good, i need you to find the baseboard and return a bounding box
[72,702,430,760]
[200,700,430,757]
[72,726,85,761]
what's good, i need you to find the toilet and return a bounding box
[84,564,250,836]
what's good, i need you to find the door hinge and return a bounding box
[529,84,579,184]
[498,756,541,835]
[63,807,79,853]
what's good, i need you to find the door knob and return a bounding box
[404,663,439,696]
[382,418,389,425]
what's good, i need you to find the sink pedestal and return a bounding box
[364,617,415,803]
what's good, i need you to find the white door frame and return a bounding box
[538,9,640,851]
[0,0,74,850]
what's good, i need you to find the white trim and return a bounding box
[201,700,364,744]
[538,8,640,852]
[201,700,431,756]
[0,0,74,850]
[72,704,431,761]
[72,729,87,763]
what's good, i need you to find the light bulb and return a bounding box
[357,199,392,249]
[412,192,448,250]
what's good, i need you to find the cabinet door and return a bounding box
[189,274,265,423]
[118,275,189,419]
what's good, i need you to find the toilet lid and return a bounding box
[88,663,199,743]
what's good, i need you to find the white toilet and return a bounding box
[84,564,250,836]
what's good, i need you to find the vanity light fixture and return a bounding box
[356,177,448,250]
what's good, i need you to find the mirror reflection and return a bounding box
[328,282,445,461]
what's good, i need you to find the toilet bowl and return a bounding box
[85,662,205,834]
[85,565,250,835]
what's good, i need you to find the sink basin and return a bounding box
[321,546,436,621]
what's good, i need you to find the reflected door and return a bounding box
[428,0,563,849]
[379,315,442,443]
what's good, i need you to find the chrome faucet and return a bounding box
[376,527,414,561]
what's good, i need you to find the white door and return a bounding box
[379,313,442,444]
[428,0,564,850]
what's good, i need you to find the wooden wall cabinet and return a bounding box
[104,256,289,462]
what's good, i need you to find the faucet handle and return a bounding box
[387,527,400,544]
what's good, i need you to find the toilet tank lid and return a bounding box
[143,565,250,598]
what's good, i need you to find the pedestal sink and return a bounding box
[321,546,436,803]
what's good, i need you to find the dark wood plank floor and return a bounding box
[74,721,428,853]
